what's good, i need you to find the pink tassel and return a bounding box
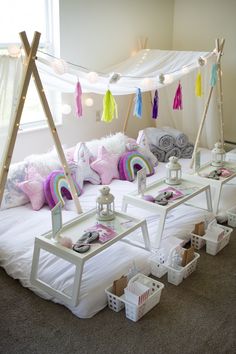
[76,81,83,117]
[173,82,183,110]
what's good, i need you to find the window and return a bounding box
[0,0,61,130]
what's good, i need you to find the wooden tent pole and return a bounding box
[0,32,40,205]
[216,38,225,147]
[190,86,214,169]
[122,95,133,133]
[20,31,82,214]
[190,38,225,169]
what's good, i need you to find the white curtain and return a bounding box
[155,55,220,149]
[0,56,23,171]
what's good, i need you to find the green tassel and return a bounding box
[101,89,118,123]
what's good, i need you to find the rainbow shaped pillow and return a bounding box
[44,170,82,209]
[118,151,154,181]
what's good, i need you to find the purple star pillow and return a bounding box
[90,146,120,184]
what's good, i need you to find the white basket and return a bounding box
[105,285,125,312]
[204,225,232,256]
[149,254,168,278]
[122,273,164,322]
[227,206,236,227]
[190,232,206,250]
[165,253,200,286]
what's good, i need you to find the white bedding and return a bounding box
[0,152,236,318]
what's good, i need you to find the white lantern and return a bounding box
[96,186,115,221]
[211,142,225,167]
[165,156,182,185]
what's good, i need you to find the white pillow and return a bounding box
[85,132,128,158]
[24,150,61,178]
[0,161,29,210]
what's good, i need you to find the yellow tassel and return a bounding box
[195,72,202,97]
[101,90,118,123]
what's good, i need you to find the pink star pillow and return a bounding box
[90,146,120,184]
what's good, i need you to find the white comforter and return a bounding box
[0,153,235,318]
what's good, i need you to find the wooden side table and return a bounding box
[30,209,150,307]
[122,174,212,249]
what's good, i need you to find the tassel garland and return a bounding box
[152,89,159,119]
[210,63,217,87]
[173,82,183,110]
[101,89,118,123]
[133,88,142,118]
[75,81,83,117]
[195,72,202,97]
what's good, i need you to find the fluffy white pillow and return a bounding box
[86,132,128,158]
[0,160,29,210]
[24,150,61,178]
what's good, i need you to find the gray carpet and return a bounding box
[0,227,236,354]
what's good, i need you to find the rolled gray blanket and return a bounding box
[150,144,166,162]
[181,143,194,159]
[162,126,188,148]
[164,146,181,162]
[145,127,175,152]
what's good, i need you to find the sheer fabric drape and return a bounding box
[0,56,23,170]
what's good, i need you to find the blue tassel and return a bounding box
[133,88,142,118]
[210,63,217,87]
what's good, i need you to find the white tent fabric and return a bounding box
[37,49,215,95]
[0,56,23,171]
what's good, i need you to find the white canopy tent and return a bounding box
[0,31,225,212]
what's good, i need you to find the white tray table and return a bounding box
[192,161,236,214]
[122,173,212,249]
[30,209,150,307]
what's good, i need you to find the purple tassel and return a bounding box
[173,82,183,110]
[152,89,159,119]
[76,81,83,117]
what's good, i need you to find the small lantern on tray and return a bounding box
[96,186,115,221]
[165,156,182,185]
[211,142,225,167]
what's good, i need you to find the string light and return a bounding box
[87,71,98,84]
[37,50,211,90]
[7,45,21,57]
[85,98,94,107]
[61,104,72,115]
[141,78,153,90]
[51,59,68,75]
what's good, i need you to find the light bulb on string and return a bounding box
[85,98,94,107]
[164,74,173,84]
[141,78,153,90]
[61,104,72,115]
[8,45,21,57]
[87,71,98,84]
[51,59,68,75]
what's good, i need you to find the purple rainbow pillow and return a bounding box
[44,170,82,209]
[118,151,154,182]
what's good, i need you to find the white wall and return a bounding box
[172,0,236,143]
[12,0,174,162]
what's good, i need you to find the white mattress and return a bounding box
[0,151,235,318]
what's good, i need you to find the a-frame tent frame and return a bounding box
[0,31,83,213]
[122,38,225,171]
[190,38,225,170]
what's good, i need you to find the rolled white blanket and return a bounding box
[164,146,181,162]
[150,144,166,162]
[181,143,194,159]
[162,126,188,148]
[145,127,175,152]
